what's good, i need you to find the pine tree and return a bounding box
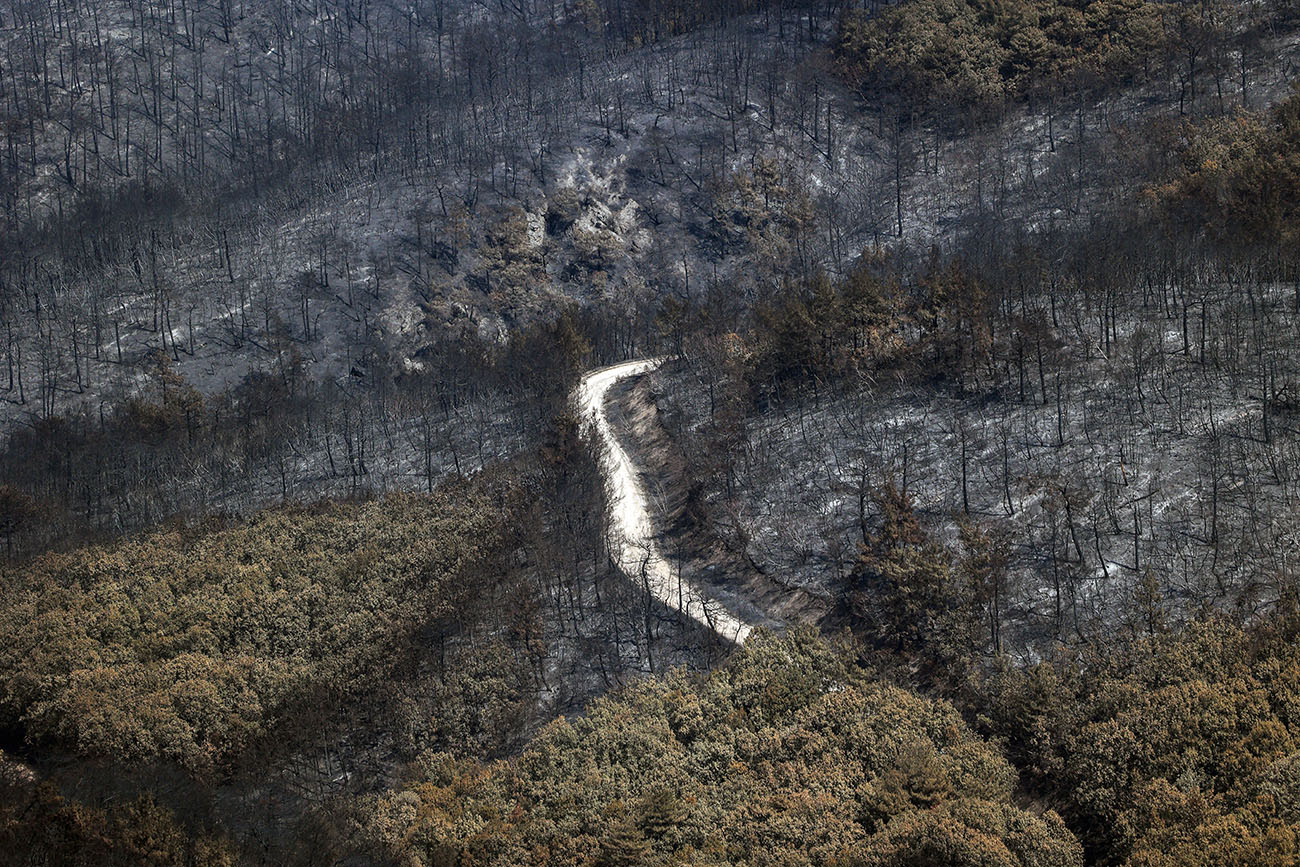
[852,484,953,662]
[598,812,651,866]
[638,786,686,839]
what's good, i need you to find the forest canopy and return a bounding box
[364,628,1084,867]
[836,0,1218,116]
[0,486,517,774]
[1148,84,1300,250]
[980,610,1300,864]
[357,609,1300,866]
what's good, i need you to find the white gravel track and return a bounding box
[576,358,753,645]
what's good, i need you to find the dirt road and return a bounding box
[576,358,753,645]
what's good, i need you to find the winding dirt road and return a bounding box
[576,358,754,645]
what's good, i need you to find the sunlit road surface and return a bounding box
[576,358,753,645]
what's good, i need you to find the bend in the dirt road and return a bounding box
[576,358,754,645]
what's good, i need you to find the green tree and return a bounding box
[598,810,652,867]
[366,629,1081,867]
[852,484,954,663]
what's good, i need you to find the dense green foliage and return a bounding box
[0,752,235,867]
[979,610,1300,864]
[0,488,515,774]
[1150,85,1300,251]
[836,0,1205,115]
[10,470,1300,866]
[734,253,999,404]
[849,486,1005,679]
[746,263,899,397]
[365,629,1082,866]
